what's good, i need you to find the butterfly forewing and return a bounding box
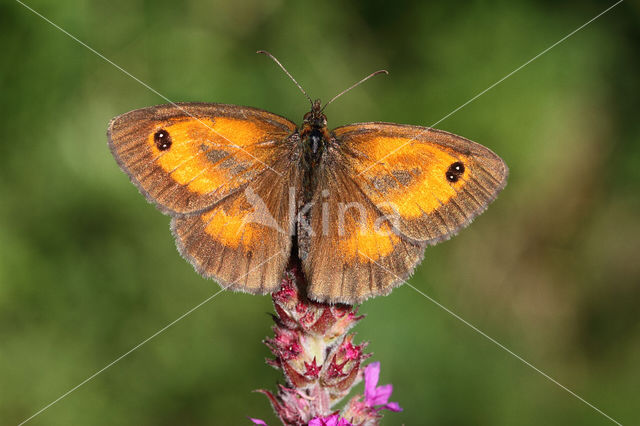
[108,103,297,215]
[172,151,301,293]
[334,123,508,244]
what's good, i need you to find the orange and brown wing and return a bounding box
[301,122,507,304]
[108,103,300,293]
[108,103,297,215]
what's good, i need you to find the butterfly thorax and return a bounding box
[299,100,331,201]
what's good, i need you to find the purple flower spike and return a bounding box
[251,266,402,425]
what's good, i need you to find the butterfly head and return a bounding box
[303,99,328,129]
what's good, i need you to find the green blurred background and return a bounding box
[1,0,639,424]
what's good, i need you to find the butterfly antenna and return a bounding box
[322,69,388,112]
[257,50,312,105]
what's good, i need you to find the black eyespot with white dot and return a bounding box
[446,161,465,183]
[154,129,172,151]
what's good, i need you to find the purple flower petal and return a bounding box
[369,383,393,406]
[249,418,268,425]
[381,401,403,412]
[364,361,380,402]
[309,415,333,426]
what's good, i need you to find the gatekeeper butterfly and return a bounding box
[107,51,508,304]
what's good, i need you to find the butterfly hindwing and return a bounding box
[300,159,425,303]
[172,153,301,294]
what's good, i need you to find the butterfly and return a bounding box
[107,51,508,304]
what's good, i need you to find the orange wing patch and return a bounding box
[148,117,271,194]
[341,133,468,218]
[336,211,400,262]
[200,198,260,250]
